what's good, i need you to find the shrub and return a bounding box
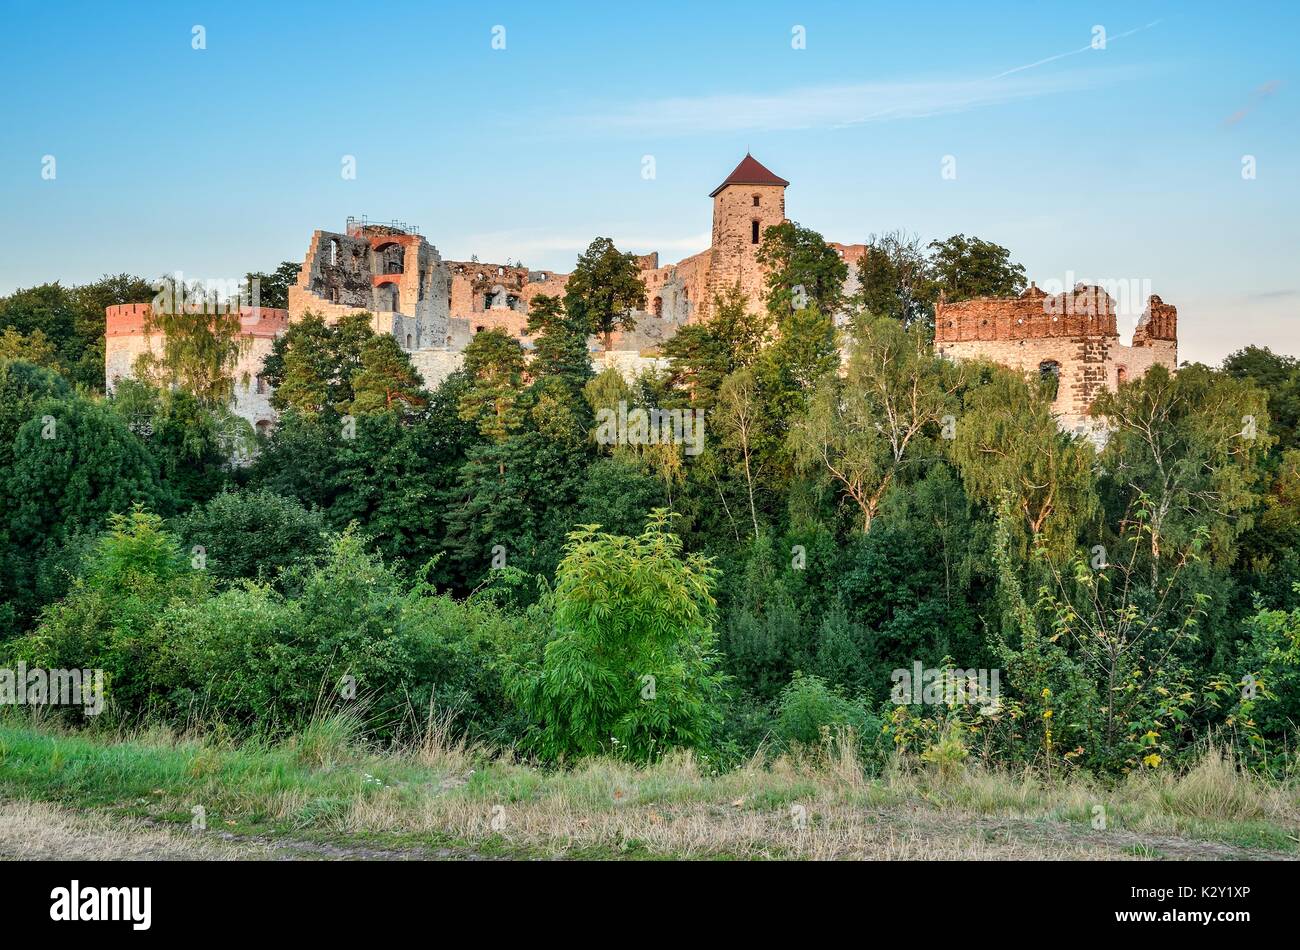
[172,488,329,587]
[773,672,872,748]
[513,511,726,762]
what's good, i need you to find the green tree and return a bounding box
[263,311,374,415]
[563,237,647,351]
[1092,363,1270,584]
[242,261,302,310]
[348,334,427,416]
[70,274,156,389]
[1221,345,1300,455]
[107,378,240,509]
[526,293,593,398]
[928,234,1027,302]
[133,280,248,408]
[790,315,959,533]
[756,220,848,318]
[663,283,768,414]
[4,395,164,554]
[853,230,935,327]
[0,328,63,374]
[172,488,329,587]
[574,457,665,537]
[458,328,527,444]
[512,511,725,761]
[951,364,1096,559]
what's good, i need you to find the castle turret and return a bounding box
[704,154,788,318]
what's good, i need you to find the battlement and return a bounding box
[105,303,290,339]
[935,284,1123,343]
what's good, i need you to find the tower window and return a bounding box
[751,220,760,244]
[752,195,760,207]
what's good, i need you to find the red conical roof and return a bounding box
[709,153,790,197]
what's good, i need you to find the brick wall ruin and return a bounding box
[287,222,450,351]
[105,156,1182,439]
[934,284,1178,429]
[106,303,287,432]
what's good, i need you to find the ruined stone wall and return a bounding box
[409,344,668,394]
[105,303,287,430]
[935,284,1178,427]
[640,248,710,328]
[289,228,451,350]
[410,348,466,392]
[445,261,569,348]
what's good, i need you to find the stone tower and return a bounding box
[704,153,788,318]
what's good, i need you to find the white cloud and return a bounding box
[579,69,1141,137]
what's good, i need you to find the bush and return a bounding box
[513,511,726,762]
[8,509,208,716]
[773,673,872,748]
[172,488,329,587]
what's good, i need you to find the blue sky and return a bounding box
[0,0,1296,363]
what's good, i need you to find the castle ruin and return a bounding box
[935,284,1178,431]
[105,154,1178,436]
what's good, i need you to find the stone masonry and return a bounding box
[934,284,1178,431]
[106,154,1178,434]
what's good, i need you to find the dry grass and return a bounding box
[2,715,1296,861]
[0,799,268,861]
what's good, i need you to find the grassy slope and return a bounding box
[1,717,1296,860]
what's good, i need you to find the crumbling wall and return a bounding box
[289,227,451,351]
[935,284,1179,427]
[105,304,287,430]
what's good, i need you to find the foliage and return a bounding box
[756,220,849,317]
[172,489,329,587]
[927,233,1027,302]
[563,237,647,351]
[4,228,1298,780]
[951,364,1096,558]
[0,275,153,390]
[347,334,427,416]
[790,315,959,532]
[132,282,249,408]
[853,230,935,328]
[511,512,725,761]
[262,312,375,415]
